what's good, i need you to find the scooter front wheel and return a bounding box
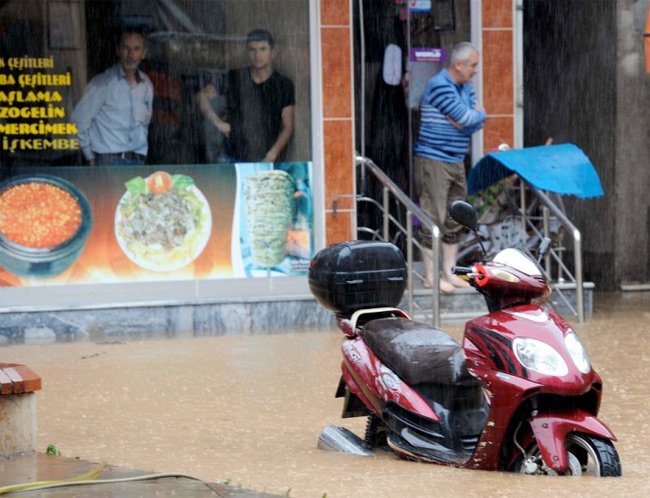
[565,433,621,477]
[513,432,621,477]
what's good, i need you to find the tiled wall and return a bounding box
[481,0,515,151]
[316,1,518,245]
[320,0,355,245]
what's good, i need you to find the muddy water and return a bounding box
[2,292,649,497]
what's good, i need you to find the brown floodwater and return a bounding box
[1,291,649,496]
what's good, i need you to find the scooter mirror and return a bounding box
[449,201,479,232]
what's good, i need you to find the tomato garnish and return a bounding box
[147,171,172,194]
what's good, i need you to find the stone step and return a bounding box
[401,281,593,324]
[0,282,594,342]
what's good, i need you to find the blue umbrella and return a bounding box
[468,143,604,199]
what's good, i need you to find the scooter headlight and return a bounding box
[565,332,591,374]
[513,337,568,376]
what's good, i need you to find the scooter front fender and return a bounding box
[529,409,617,472]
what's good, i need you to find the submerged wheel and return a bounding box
[565,433,622,477]
[512,432,621,477]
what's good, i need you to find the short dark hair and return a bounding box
[117,30,146,47]
[246,29,274,48]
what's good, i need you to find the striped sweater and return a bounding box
[414,69,486,163]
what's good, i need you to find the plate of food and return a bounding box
[115,171,212,272]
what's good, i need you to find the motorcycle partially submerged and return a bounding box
[309,201,621,476]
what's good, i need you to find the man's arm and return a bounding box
[263,105,294,163]
[459,89,485,135]
[143,77,154,125]
[447,101,485,132]
[70,79,108,165]
[195,84,231,136]
[431,83,485,132]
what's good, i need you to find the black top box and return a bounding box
[308,241,406,316]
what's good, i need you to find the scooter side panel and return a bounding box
[529,410,617,472]
[341,363,380,417]
[464,305,598,394]
[341,337,440,422]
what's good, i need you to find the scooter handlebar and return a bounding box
[451,266,473,275]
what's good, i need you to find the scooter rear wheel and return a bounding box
[364,414,387,449]
[512,432,621,477]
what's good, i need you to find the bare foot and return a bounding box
[423,278,456,293]
[440,279,456,293]
[444,274,471,289]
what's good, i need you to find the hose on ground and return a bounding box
[0,461,210,495]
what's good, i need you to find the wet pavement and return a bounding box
[0,453,279,496]
[1,291,649,496]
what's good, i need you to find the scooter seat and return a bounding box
[361,317,479,387]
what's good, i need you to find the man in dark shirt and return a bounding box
[197,29,295,163]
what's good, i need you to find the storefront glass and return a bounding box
[0,0,313,290]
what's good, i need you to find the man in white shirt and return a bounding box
[71,31,153,166]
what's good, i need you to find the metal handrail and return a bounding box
[529,187,584,323]
[353,156,586,325]
[495,179,585,322]
[354,156,442,327]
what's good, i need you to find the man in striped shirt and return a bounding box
[414,42,486,293]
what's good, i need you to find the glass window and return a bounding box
[0,0,313,288]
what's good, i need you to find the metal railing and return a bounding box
[349,156,586,325]
[351,156,442,327]
[522,186,585,322]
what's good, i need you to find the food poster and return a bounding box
[235,162,313,277]
[0,162,313,287]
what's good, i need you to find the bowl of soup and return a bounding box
[0,175,92,278]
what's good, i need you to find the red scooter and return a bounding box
[309,200,621,477]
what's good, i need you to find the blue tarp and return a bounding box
[467,143,604,198]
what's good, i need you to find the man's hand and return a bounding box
[196,84,231,137]
[262,150,278,163]
[447,116,462,129]
[216,120,231,137]
[447,101,484,129]
[89,159,96,167]
[261,105,294,163]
